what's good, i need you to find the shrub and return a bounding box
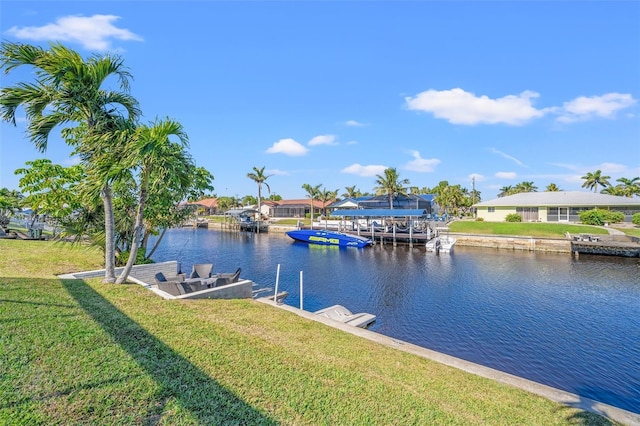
[475,217,484,221]
[505,213,522,222]
[632,212,640,226]
[579,209,625,226]
[116,250,154,267]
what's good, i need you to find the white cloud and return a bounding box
[557,93,636,123]
[341,163,388,177]
[266,169,288,176]
[308,134,337,146]
[403,150,440,172]
[345,120,367,127]
[266,138,308,156]
[6,14,143,51]
[490,148,527,167]
[495,171,517,179]
[405,88,546,125]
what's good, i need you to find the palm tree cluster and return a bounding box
[495,171,639,199]
[498,181,539,197]
[1,42,214,283]
[582,170,640,197]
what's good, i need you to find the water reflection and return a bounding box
[149,228,640,413]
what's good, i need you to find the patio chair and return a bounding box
[190,263,214,279]
[154,272,184,296]
[211,267,241,287]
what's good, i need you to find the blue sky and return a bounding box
[1,1,639,201]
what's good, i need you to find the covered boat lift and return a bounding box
[330,209,436,247]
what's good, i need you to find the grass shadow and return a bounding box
[60,279,277,425]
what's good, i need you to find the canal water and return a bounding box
[149,228,640,413]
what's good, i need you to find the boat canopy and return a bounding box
[225,208,259,217]
[331,209,428,217]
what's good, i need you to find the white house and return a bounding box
[473,191,640,222]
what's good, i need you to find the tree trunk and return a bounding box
[146,227,167,259]
[257,186,261,234]
[116,186,147,284]
[102,185,116,283]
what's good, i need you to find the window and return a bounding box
[488,207,495,213]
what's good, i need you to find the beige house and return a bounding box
[474,191,640,223]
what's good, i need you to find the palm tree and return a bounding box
[317,187,338,218]
[498,185,513,198]
[115,118,190,284]
[601,185,627,196]
[342,185,359,199]
[302,183,321,227]
[373,167,410,208]
[615,177,640,197]
[247,166,271,233]
[545,183,561,192]
[0,188,24,219]
[0,42,140,282]
[581,170,611,193]
[435,184,465,217]
[515,181,538,193]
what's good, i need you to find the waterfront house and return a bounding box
[473,191,640,222]
[185,197,219,215]
[327,194,436,215]
[268,199,329,218]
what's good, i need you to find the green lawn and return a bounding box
[0,239,619,425]
[448,221,610,237]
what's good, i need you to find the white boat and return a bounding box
[314,304,376,328]
[425,237,440,252]
[426,236,456,253]
[439,236,456,253]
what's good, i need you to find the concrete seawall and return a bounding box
[452,233,572,253]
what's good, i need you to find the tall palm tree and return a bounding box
[302,183,321,227]
[115,118,190,284]
[373,167,410,208]
[545,183,561,192]
[0,41,140,282]
[247,166,271,233]
[581,170,611,193]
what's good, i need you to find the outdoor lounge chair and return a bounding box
[154,272,199,295]
[211,267,241,287]
[154,272,183,296]
[190,263,214,279]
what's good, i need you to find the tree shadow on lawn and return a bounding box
[61,279,277,425]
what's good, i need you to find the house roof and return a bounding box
[328,198,359,208]
[187,198,218,208]
[474,191,640,207]
[272,199,330,208]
